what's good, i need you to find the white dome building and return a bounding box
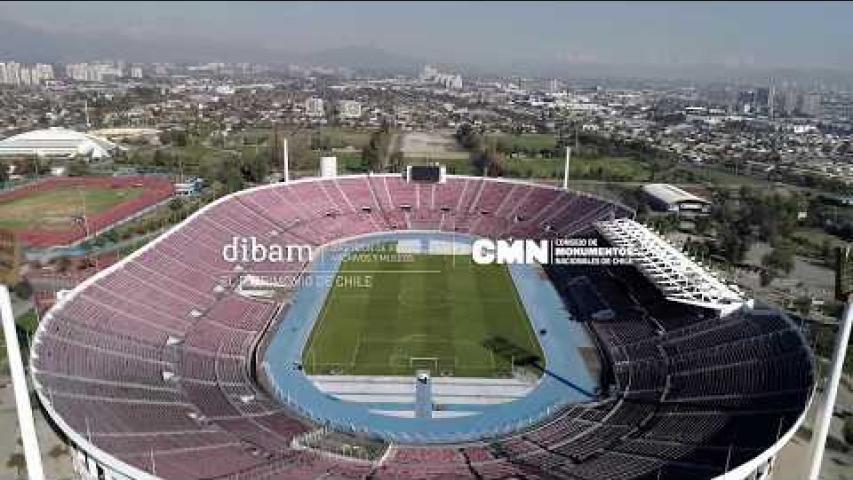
[0,127,118,160]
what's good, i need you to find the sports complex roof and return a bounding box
[0,127,117,159]
[595,218,747,314]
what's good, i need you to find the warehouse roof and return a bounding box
[642,183,710,206]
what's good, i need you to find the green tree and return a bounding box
[11,279,32,300]
[208,158,245,194]
[793,296,812,318]
[361,128,392,172]
[168,197,185,213]
[719,227,749,264]
[67,159,90,177]
[6,452,26,479]
[240,152,269,183]
[760,241,795,286]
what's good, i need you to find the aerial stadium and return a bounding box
[29,171,815,480]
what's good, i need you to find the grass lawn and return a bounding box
[302,252,543,377]
[486,133,557,152]
[0,187,145,231]
[318,128,372,149]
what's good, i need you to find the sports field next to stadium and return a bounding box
[0,186,144,231]
[302,251,544,378]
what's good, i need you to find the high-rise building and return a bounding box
[768,81,776,120]
[0,62,53,86]
[421,65,462,90]
[338,100,362,119]
[420,65,438,81]
[779,89,798,116]
[798,93,822,117]
[65,62,123,82]
[305,97,325,117]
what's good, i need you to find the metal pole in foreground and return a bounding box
[562,147,571,190]
[807,294,853,480]
[282,137,290,183]
[0,285,45,480]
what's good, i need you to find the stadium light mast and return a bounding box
[807,247,853,480]
[562,147,571,190]
[0,286,46,480]
[282,137,290,183]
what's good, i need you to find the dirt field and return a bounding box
[400,131,469,160]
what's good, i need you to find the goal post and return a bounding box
[409,357,439,374]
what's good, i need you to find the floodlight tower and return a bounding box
[0,286,45,480]
[807,247,853,480]
[562,147,571,190]
[282,138,290,183]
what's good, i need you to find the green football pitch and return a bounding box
[302,251,544,378]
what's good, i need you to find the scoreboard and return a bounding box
[406,165,446,184]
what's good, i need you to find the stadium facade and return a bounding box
[30,174,814,480]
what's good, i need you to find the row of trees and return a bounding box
[455,124,505,176]
[361,125,401,172]
[711,187,803,263]
[201,151,270,195]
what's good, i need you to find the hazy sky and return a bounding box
[2,1,853,70]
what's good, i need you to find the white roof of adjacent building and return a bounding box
[642,183,710,206]
[90,127,159,137]
[595,218,748,315]
[0,127,117,158]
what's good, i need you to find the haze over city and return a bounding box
[2,1,853,79]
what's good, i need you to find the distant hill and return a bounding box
[298,46,423,74]
[0,19,287,63]
[0,19,425,73]
[1,18,850,87]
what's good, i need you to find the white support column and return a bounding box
[807,295,853,480]
[282,137,290,183]
[0,285,45,480]
[562,147,571,190]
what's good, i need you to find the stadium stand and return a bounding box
[30,175,814,480]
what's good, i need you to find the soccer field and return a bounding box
[302,252,544,378]
[0,187,144,231]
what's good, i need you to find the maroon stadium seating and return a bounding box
[31,176,813,480]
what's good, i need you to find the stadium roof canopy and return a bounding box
[595,218,747,315]
[0,127,117,159]
[642,183,710,206]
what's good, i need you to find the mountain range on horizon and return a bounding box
[1,18,852,87]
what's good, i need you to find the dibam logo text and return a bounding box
[223,236,313,263]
